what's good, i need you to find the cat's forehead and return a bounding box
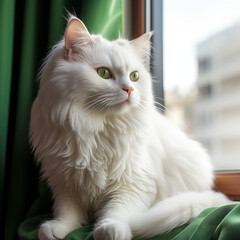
[91,35,137,72]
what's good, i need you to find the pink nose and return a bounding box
[122,86,134,96]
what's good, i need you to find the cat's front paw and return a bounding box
[94,219,132,240]
[38,220,72,240]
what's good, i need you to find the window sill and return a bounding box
[214,171,240,201]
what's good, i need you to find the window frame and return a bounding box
[130,0,164,107]
[214,171,240,201]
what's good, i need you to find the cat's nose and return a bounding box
[122,86,134,96]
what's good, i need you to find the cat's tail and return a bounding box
[130,190,231,237]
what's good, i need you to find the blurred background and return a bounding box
[164,0,240,171]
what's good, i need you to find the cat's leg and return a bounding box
[93,190,153,240]
[38,193,86,240]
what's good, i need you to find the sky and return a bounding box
[163,0,240,95]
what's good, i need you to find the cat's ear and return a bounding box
[130,32,153,58]
[64,17,92,58]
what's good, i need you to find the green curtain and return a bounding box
[0,1,123,240]
[0,0,15,222]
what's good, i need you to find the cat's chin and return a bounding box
[106,99,135,116]
[119,100,132,112]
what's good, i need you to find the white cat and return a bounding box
[30,16,231,240]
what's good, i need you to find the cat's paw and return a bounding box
[94,219,132,240]
[38,220,72,240]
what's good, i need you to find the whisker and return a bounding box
[153,101,168,112]
[132,97,168,113]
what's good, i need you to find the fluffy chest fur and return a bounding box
[31,100,153,203]
[68,114,148,192]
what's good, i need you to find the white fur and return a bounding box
[30,17,231,240]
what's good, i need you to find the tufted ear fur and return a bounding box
[64,16,92,58]
[130,32,153,59]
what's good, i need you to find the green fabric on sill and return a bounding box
[18,203,240,240]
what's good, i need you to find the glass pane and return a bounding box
[164,0,240,170]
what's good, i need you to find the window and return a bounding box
[199,84,213,99]
[126,0,240,199]
[198,57,212,74]
[164,0,240,171]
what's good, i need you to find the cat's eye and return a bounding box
[129,71,139,82]
[97,67,112,79]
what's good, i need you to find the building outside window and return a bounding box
[164,0,240,170]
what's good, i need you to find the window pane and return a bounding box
[164,0,240,170]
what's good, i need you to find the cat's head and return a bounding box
[40,16,154,118]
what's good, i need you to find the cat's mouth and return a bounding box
[116,97,135,111]
[120,99,130,107]
[105,97,133,114]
